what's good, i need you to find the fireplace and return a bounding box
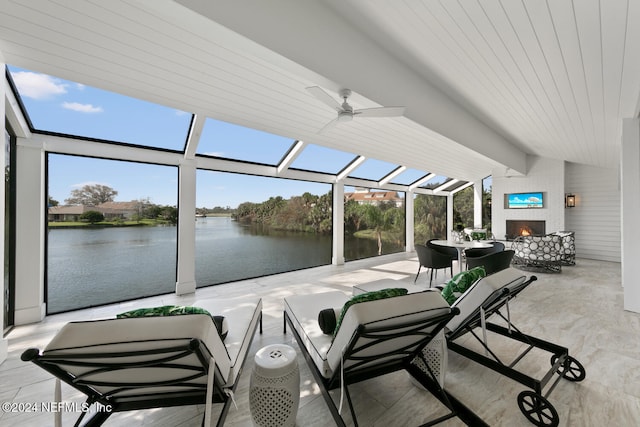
[505,220,546,240]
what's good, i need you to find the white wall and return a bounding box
[566,162,621,262]
[492,154,621,264]
[492,156,565,240]
[621,118,640,312]
[0,53,8,364]
[14,141,47,324]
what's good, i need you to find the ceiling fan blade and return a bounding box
[318,117,339,134]
[306,86,343,112]
[354,106,406,118]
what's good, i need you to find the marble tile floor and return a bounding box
[1,252,638,426]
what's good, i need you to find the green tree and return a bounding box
[359,202,404,255]
[160,206,178,224]
[384,205,405,248]
[482,182,492,232]
[363,204,384,254]
[79,210,104,224]
[65,184,117,206]
[231,190,333,234]
[310,191,332,233]
[233,201,259,223]
[453,186,474,230]
[414,194,447,244]
[345,200,368,233]
[142,204,163,219]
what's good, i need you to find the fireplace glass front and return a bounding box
[505,220,546,240]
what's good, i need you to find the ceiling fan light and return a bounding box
[338,112,353,122]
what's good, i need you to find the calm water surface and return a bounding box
[47,217,401,313]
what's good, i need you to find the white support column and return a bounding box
[14,141,47,324]
[405,191,414,252]
[473,180,483,228]
[447,193,454,240]
[332,182,345,265]
[0,52,8,362]
[622,118,640,313]
[176,159,197,295]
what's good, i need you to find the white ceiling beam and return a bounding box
[184,114,205,159]
[277,140,306,175]
[409,173,436,191]
[5,80,32,139]
[337,155,365,181]
[433,179,459,194]
[379,165,406,186]
[450,181,474,194]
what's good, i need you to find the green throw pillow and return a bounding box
[470,231,487,241]
[117,305,228,340]
[333,288,408,336]
[117,305,211,318]
[440,266,486,305]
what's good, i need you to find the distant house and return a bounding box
[48,205,90,222]
[344,189,403,207]
[48,201,142,222]
[95,201,142,220]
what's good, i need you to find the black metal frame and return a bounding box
[446,276,584,426]
[21,313,262,427]
[284,308,488,427]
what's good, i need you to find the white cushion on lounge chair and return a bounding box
[447,268,527,333]
[284,291,348,378]
[43,297,262,393]
[284,290,451,378]
[195,297,262,385]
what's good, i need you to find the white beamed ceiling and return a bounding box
[325,0,640,169]
[1,0,638,182]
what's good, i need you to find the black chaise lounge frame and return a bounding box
[21,310,263,427]
[284,304,488,427]
[446,272,585,427]
[22,339,227,427]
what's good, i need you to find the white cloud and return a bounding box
[11,71,67,99]
[62,102,103,113]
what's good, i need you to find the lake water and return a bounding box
[47,217,403,313]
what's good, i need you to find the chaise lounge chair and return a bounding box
[283,290,488,426]
[444,268,585,427]
[21,297,262,427]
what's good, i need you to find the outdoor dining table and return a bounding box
[430,239,493,272]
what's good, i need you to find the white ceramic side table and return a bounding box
[410,329,448,388]
[249,344,300,427]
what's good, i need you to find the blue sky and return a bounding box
[9,66,489,208]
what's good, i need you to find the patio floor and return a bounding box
[1,252,637,426]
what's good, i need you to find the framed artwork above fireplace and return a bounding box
[505,192,544,209]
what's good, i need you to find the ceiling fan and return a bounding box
[306,86,405,133]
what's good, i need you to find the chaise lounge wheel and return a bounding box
[517,390,559,427]
[550,355,586,382]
